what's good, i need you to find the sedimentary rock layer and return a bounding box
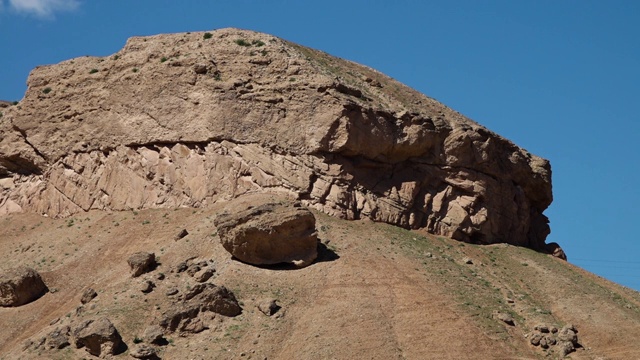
[0,28,552,249]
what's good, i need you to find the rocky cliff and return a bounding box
[0,28,552,249]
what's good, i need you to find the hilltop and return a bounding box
[1,28,637,359]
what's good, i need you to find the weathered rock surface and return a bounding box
[129,344,158,359]
[44,326,70,350]
[0,266,48,307]
[127,252,156,277]
[80,287,97,304]
[73,317,124,357]
[0,28,553,250]
[214,194,318,266]
[159,283,241,335]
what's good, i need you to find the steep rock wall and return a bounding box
[0,28,552,249]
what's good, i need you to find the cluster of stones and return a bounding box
[528,324,580,357]
[15,244,243,359]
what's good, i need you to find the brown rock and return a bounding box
[0,28,553,252]
[186,261,207,276]
[73,317,124,357]
[257,299,280,316]
[175,228,189,240]
[193,268,215,283]
[530,333,542,346]
[193,63,208,74]
[160,284,241,334]
[545,242,567,260]
[143,325,165,344]
[140,280,155,293]
[130,344,157,359]
[159,305,201,333]
[45,326,70,350]
[495,312,514,326]
[183,283,242,317]
[558,326,578,344]
[81,287,97,304]
[127,252,156,277]
[534,324,549,333]
[558,341,575,356]
[214,194,318,267]
[0,266,48,307]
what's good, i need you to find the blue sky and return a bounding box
[1,1,639,290]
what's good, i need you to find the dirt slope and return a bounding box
[0,208,638,359]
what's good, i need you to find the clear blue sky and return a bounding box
[1,1,639,290]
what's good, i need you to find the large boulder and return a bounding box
[214,194,318,267]
[0,266,48,307]
[0,28,553,250]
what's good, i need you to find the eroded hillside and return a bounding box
[0,208,638,359]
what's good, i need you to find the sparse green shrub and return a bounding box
[160,57,168,63]
[113,55,120,60]
[213,73,221,81]
[43,87,52,94]
[0,112,2,119]
[203,32,213,40]
[133,337,143,344]
[11,101,18,105]
[234,39,251,47]
[89,69,99,74]
[252,39,265,47]
[132,68,139,73]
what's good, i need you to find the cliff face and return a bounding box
[0,28,552,249]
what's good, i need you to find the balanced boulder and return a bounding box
[0,266,47,307]
[214,194,318,267]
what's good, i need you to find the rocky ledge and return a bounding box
[0,28,552,250]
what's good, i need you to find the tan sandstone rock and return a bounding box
[0,28,553,250]
[214,194,319,267]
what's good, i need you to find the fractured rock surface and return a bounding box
[73,317,125,357]
[0,28,553,249]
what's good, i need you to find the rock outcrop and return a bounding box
[73,317,125,357]
[0,266,48,307]
[158,283,241,335]
[214,194,319,267]
[0,28,553,250]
